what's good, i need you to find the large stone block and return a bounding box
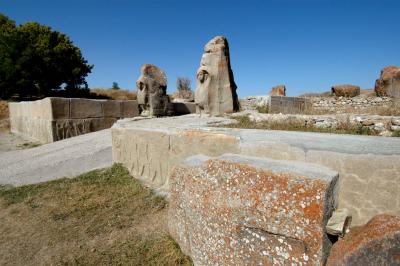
[169,154,339,265]
[121,100,139,118]
[173,102,196,115]
[327,214,400,266]
[48,97,70,119]
[102,100,121,118]
[70,98,103,118]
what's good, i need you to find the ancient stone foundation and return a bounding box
[169,154,339,265]
[112,115,400,226]
[9,97,138,143]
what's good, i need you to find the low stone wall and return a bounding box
[232,110,400,136]
[169,154,339,265]
[310,96,394,112]
[112,115,400,226]
[10,97,138,143]
[269,96,311,114]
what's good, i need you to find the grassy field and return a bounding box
[90,88,137,100]
[0,164,191,266]
[225,115,393,136]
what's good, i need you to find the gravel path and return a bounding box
[0,129,112,186]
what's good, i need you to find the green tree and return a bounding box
[0,14,93,100]
[112,82,120,90]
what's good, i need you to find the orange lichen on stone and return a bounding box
[169,154,339,265]
[327,214,400,266]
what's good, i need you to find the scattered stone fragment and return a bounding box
[331,85,360,97]
[169,153,339,265]
[194,36,240,115]
[326,208,352,237]
[327,214,400,266]
[375,66,400,97]
[269,85,286,96]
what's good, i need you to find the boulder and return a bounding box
[375,66,400,97]
[331,85,360,97]
[194,36,240,115]
[136,64,174,117]
[327,214,400,266]
[269,85,286,96]
[169,154,339,265]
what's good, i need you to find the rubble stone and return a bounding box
[375,66,400,97]
[269,85,286,96]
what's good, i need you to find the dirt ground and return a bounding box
[0,164,191,266]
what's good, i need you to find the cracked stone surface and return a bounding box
[168,154,339,265]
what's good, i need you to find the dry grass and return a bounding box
[91,88,137,100]
[0,164,192,266]
[0,100,10,132]
[226,116,380,136]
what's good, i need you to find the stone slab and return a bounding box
[102,100,121,118]
[121,100,139,118]
[69,98,103,118]
[173,102,196,115]
[49,97,70,119]
[112,115,400,226]
[169,154,339,265]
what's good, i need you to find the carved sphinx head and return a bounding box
[136,64,173,116]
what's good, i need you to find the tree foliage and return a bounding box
[176,77,191,92]
[112,82,120,90]
[0,14,93,100]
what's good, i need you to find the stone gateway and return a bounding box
[194,36,240,115]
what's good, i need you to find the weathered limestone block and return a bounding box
[195,36,240,115]
[173,102,196,115]
[375,66,400,97]
[121,100,139,118]
[136,64,173,117]
[70,98,103,118]
[269,85,286,96]
[102,100,121,117]
[331,85,360,97]
[48,97,70,119]
[327,214,400,266]
[169,154,339,265]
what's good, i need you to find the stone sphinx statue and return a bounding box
[195,36,240,115]
[136,64,174,117]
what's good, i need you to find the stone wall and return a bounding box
[232,110,400,136]
[310,96,394,112]
[269,96,311,114]
[111,115,400,226]
[10,97,138,143]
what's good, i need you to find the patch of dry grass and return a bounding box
[226,116,379,136]
[91,88,137,100]
[0,164,192,266]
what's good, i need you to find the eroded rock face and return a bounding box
[195,36,240,115]
[331,85,360,97]
[269,85,286,96]
[136,64,173,117]
[375,66,400,97]
[327,214,400,266]
[169,154,339,265]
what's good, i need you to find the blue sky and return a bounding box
[2,0,400,97]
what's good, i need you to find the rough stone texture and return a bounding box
[136,64,174,117]
[169,154,339,265]
[9,97,138,143]
[268,96,311,114]
[173,102,196,115]
[194,36,240,115]
[231,110,400,136]
[112,115,400,225]
[375,66,400,98]
[239,96,270,111]
[269,85,286,96]
[310,95,394,112]
[0,129,112,186]
[327,214,400,266]
[331,85,360,97]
